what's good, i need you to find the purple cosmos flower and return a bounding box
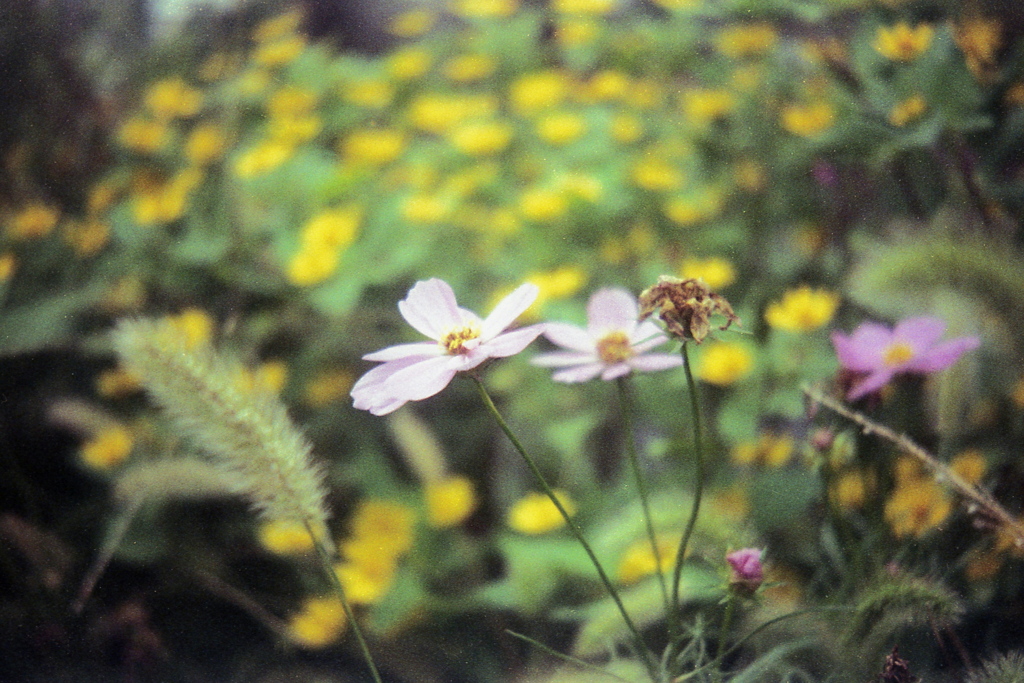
[726,547,764,594]
[831,316,980,401]
[531,287,682,383]
[351,279,545,415]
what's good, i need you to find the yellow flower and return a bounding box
[555,18,600,46]
[287,249,340,287]
[696,341,753,386]
[716,23,778,58]
[8,204,59,240]
[387,47,432,80]
[389,9,436,37]
[647,0,699,9]
[552,0,617,14]
[87,182,119,215]
[561,173,602,203]
[340,128,407,166]
[118,116,169,153]
[680,256,736,290]
[955,18,1001,80]
[267,114,321,145]
[63,219,110,257]
[764,285,839,332]
[341,79,395,108]
[425,476,477,528]
[144,77,203,120]
[131,168,202,224]
[681,88,735,126]
[443,54,497,82]
[664,190,722,226]
[238,69,271,96]
[408,94,497,134]
[524,266,587,314]
[81,425,134,470]
[448,120,514,156]
[237,360,289,395]
[402,194,451,224]
[617,536,676,585]
[0,252,14,281]
[950,449,986,486]
[509,70,569,115]
[610,114,643,143]
[288,207,361,286]
[253,8,303,43]
[287,596,346,648]
[631,157,685,192]
[253,35,306,66]
[781,101,835,137]
[334,554,399,604]
[448,0,519,18]
[303,368,354,408]
[519,187,568,222]
[731,433,794,467]
[734,158,766,192]
[885,479,951,537]
[185,123,228,165]
[873,22,934,62]
[267,86,317,118]
[889,94,926,127]
[536,112,587,146]
[167,308,214,348]
[233,140,294,178]
[507,490,575,534]
[346,500,416,558]
[95,367,142,398]
[585,70,630,101]
[833,470,868,509]
[258,519,314,555]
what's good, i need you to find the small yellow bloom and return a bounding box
[647,0,699,9]
[389,9,436,37]
[955,18,1001,80]
[253,35,306,66]
[734,159,766,192]
[448,0,519,18]
[287,249,339,287]
[131,168,202,224]
[696,341,753,386]
[408,94,497,134]
[63,219,110,257]
[267,86,318,118]
[237,360,289,395]
[253,9,303,43]
[889,94,927,127]
[555,18,600,46]
[681,88,735,126]
[258,519,314,555]
[426,476,477,528]
[387,47,432,80]
[8,204,59,240]
[525,266,587,313]
[873,22,934,62]
[334,555,398,604]
[233,140,294,178]
[346,499,416,557]
[402,194,451,224]
[716,23,778,58]
[118,116,169,153]
[303,368,354,408]
[509,70,569,115]
[680,256,736,290]
[885,479,951,537]
[631,157,685,192]
[610,114,643,143]
[536,112,587,146]
[449,120,514,156]
[287,596,346,648]
[95,367,142,398]
[0,252,14,281]
[781,101,835,137]
[764,285,839,332]
[185,123,228,165]
[519,187,568,222]
[443,54,497,82]
[340,128,407,166]
[731,433,794,467]
[617,536,677,585]
[552,0,616,14]
[81,425,134,469]
[341,79,395,108]
[950,449,986,486]
[585,70,630,101]
[833,470,868,509]
[167,308,215,348]
[144,77,203,120]
[508,490,575,534]
[664,190,722,226]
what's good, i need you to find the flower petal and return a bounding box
[893,316,946,352]
[629,353,683,373]
[832,323,892,372]
[632,332,672,355]
[600,364,633,381]
[351,356,423,413]
[905,336,980,373]
[380,355,461,403]
[587,288,639,337]
[552,362,606,383]
[398,279,463,340]
[478,324,545,358]
[480,283,539,341]
[543,322,595,353]
[629,320,666,346]
[846,368,896,401]
[532,350,599,367]
[363,341,442,362]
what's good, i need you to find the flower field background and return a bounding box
[3,0,1024,681]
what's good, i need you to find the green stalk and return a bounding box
[306,523,384,683]
[711,594,737,683]
[616,377,670,614]
[472,375,661,683]
[671,343,705,613]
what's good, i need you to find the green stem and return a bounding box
[472,375,660,683]
[671,343,705,614]
[306,522,384,683]
[616,377,670,615]
[711,595,737,682]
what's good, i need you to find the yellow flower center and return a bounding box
[883,342,915,367]
[440,324,481,354]
[596,330,634,364]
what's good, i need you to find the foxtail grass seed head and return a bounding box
[638,275,739,343]
[112,318,330,529]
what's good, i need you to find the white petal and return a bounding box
[587,288,640,336]
[600,364,633,381]
[381,355,461,403]
[480,283,539,341]
[532,351,599,367]
[398,279,463,340]
[363,341,442,362]
[552,363,605,383]
[478,324,545,358]
[543,322,596,352]
[629,354,683,373]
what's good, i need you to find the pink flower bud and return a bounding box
[726,548,763,594]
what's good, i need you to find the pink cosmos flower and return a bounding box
[726,547,764,594]
[351,279,545,415]
[831,316,980,401]
[531,287,682,383]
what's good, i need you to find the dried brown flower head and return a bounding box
[638,276,740,343]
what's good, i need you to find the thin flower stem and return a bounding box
[672,343,705,613]
[711,595,737,683]
[471,375,661,683]
[305,522,384,683]
[616,377,670,614]
[506,630,641,683]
